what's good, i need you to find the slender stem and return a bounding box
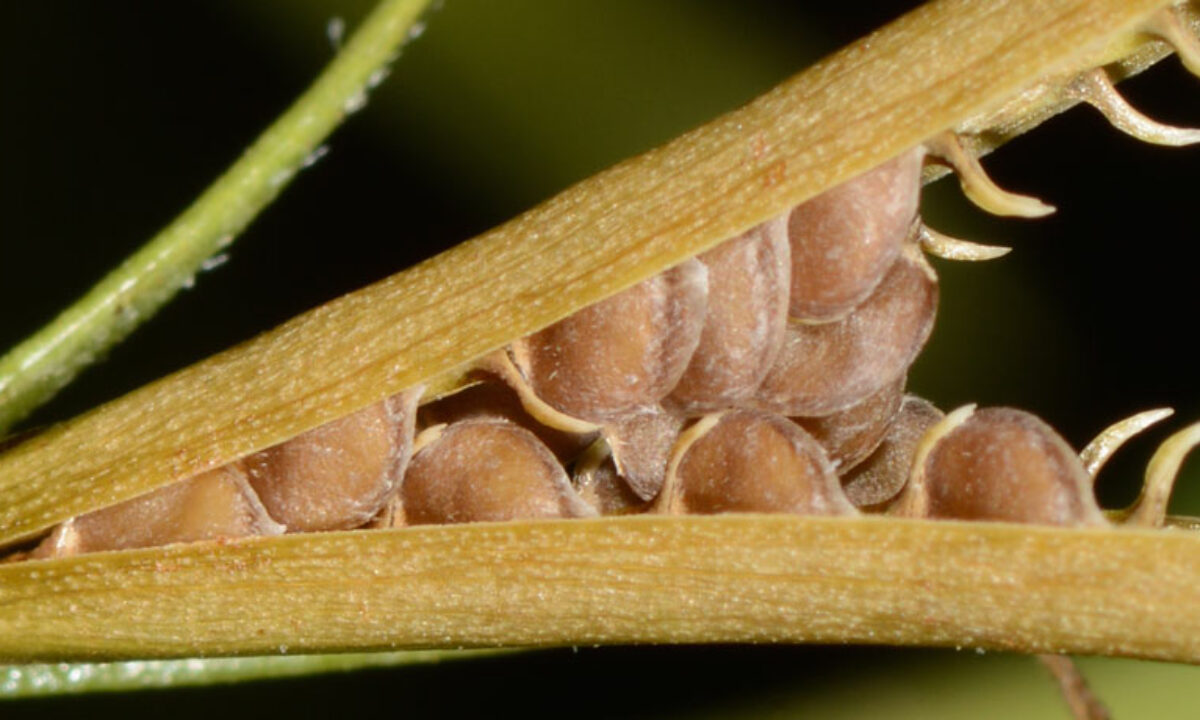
[0,0,432,434]
[0,650,506,699]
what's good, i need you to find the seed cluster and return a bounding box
[16,117,1199,560]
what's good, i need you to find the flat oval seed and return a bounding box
[33,465,282,557]
[402,419,595,525]
[754,243,937,417]
[419,376,596,464]
[245,390,419,532]
[794,375,905,473]
[511,259,708,422]
[664,216,790,414]
[787,147,923,321]
[660,410,854,516]
[921,407,1106,526]
[842,394,943,509]
[603,407,685,501]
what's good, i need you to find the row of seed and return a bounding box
[17,129,1187,560]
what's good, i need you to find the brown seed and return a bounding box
[787,147,923,321]
[842,394,943,509]
[658,410,855,516]
[245,389,420,532]
[754,243,937,417]
[905,406,1105,526]
[402,419,595,525]
[794,375,905,474]
[32,465,282,558]
[664,216,790,414]
[511,258,708,422]
[602,407,685,501]
[419,375,596,464]
[573,442,650,516]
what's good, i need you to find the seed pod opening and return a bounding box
[787,147,923,321]
[32,465,283,558]
[402,419,595,525]
[659,409,855,516]
[664,216,790,414]
[794,375,906,473]
[511,259,708,422]
[245,389,420,533]
[842,394,943,510]
[916,407,1106,526]
[754,243,937,417]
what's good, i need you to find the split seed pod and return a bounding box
[1,0,1199,670]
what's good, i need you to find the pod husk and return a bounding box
[1,515,1199,662]
[0,0,1195,661]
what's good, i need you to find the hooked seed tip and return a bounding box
[1125,420,1200,528]
[918,223,1011,262]
[1071,69,1200,147]
[1079,408,1174,480]
[926,133,1055,218]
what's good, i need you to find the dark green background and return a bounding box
[2,1,1198,716]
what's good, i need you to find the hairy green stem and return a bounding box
[0,0,432,434]
[0,649,506,699]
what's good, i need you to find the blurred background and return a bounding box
[2,0,1199,716]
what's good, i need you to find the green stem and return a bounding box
[0,0,433,434]
[0,650,507,699]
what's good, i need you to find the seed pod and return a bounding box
[664,216,790,414]
[245,389,420,533]
[603,408,685,501]
[402,419,595,525]
[511,259,708,422]
[572,441,650,516]
[842,395,943,510]
[787,147,923,321]
[794,375,905,473]
[32,465,283,558]
[900,406,1106,526]
[419,375,596,464]
[657,409,855,516]
[754,243,937,417]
